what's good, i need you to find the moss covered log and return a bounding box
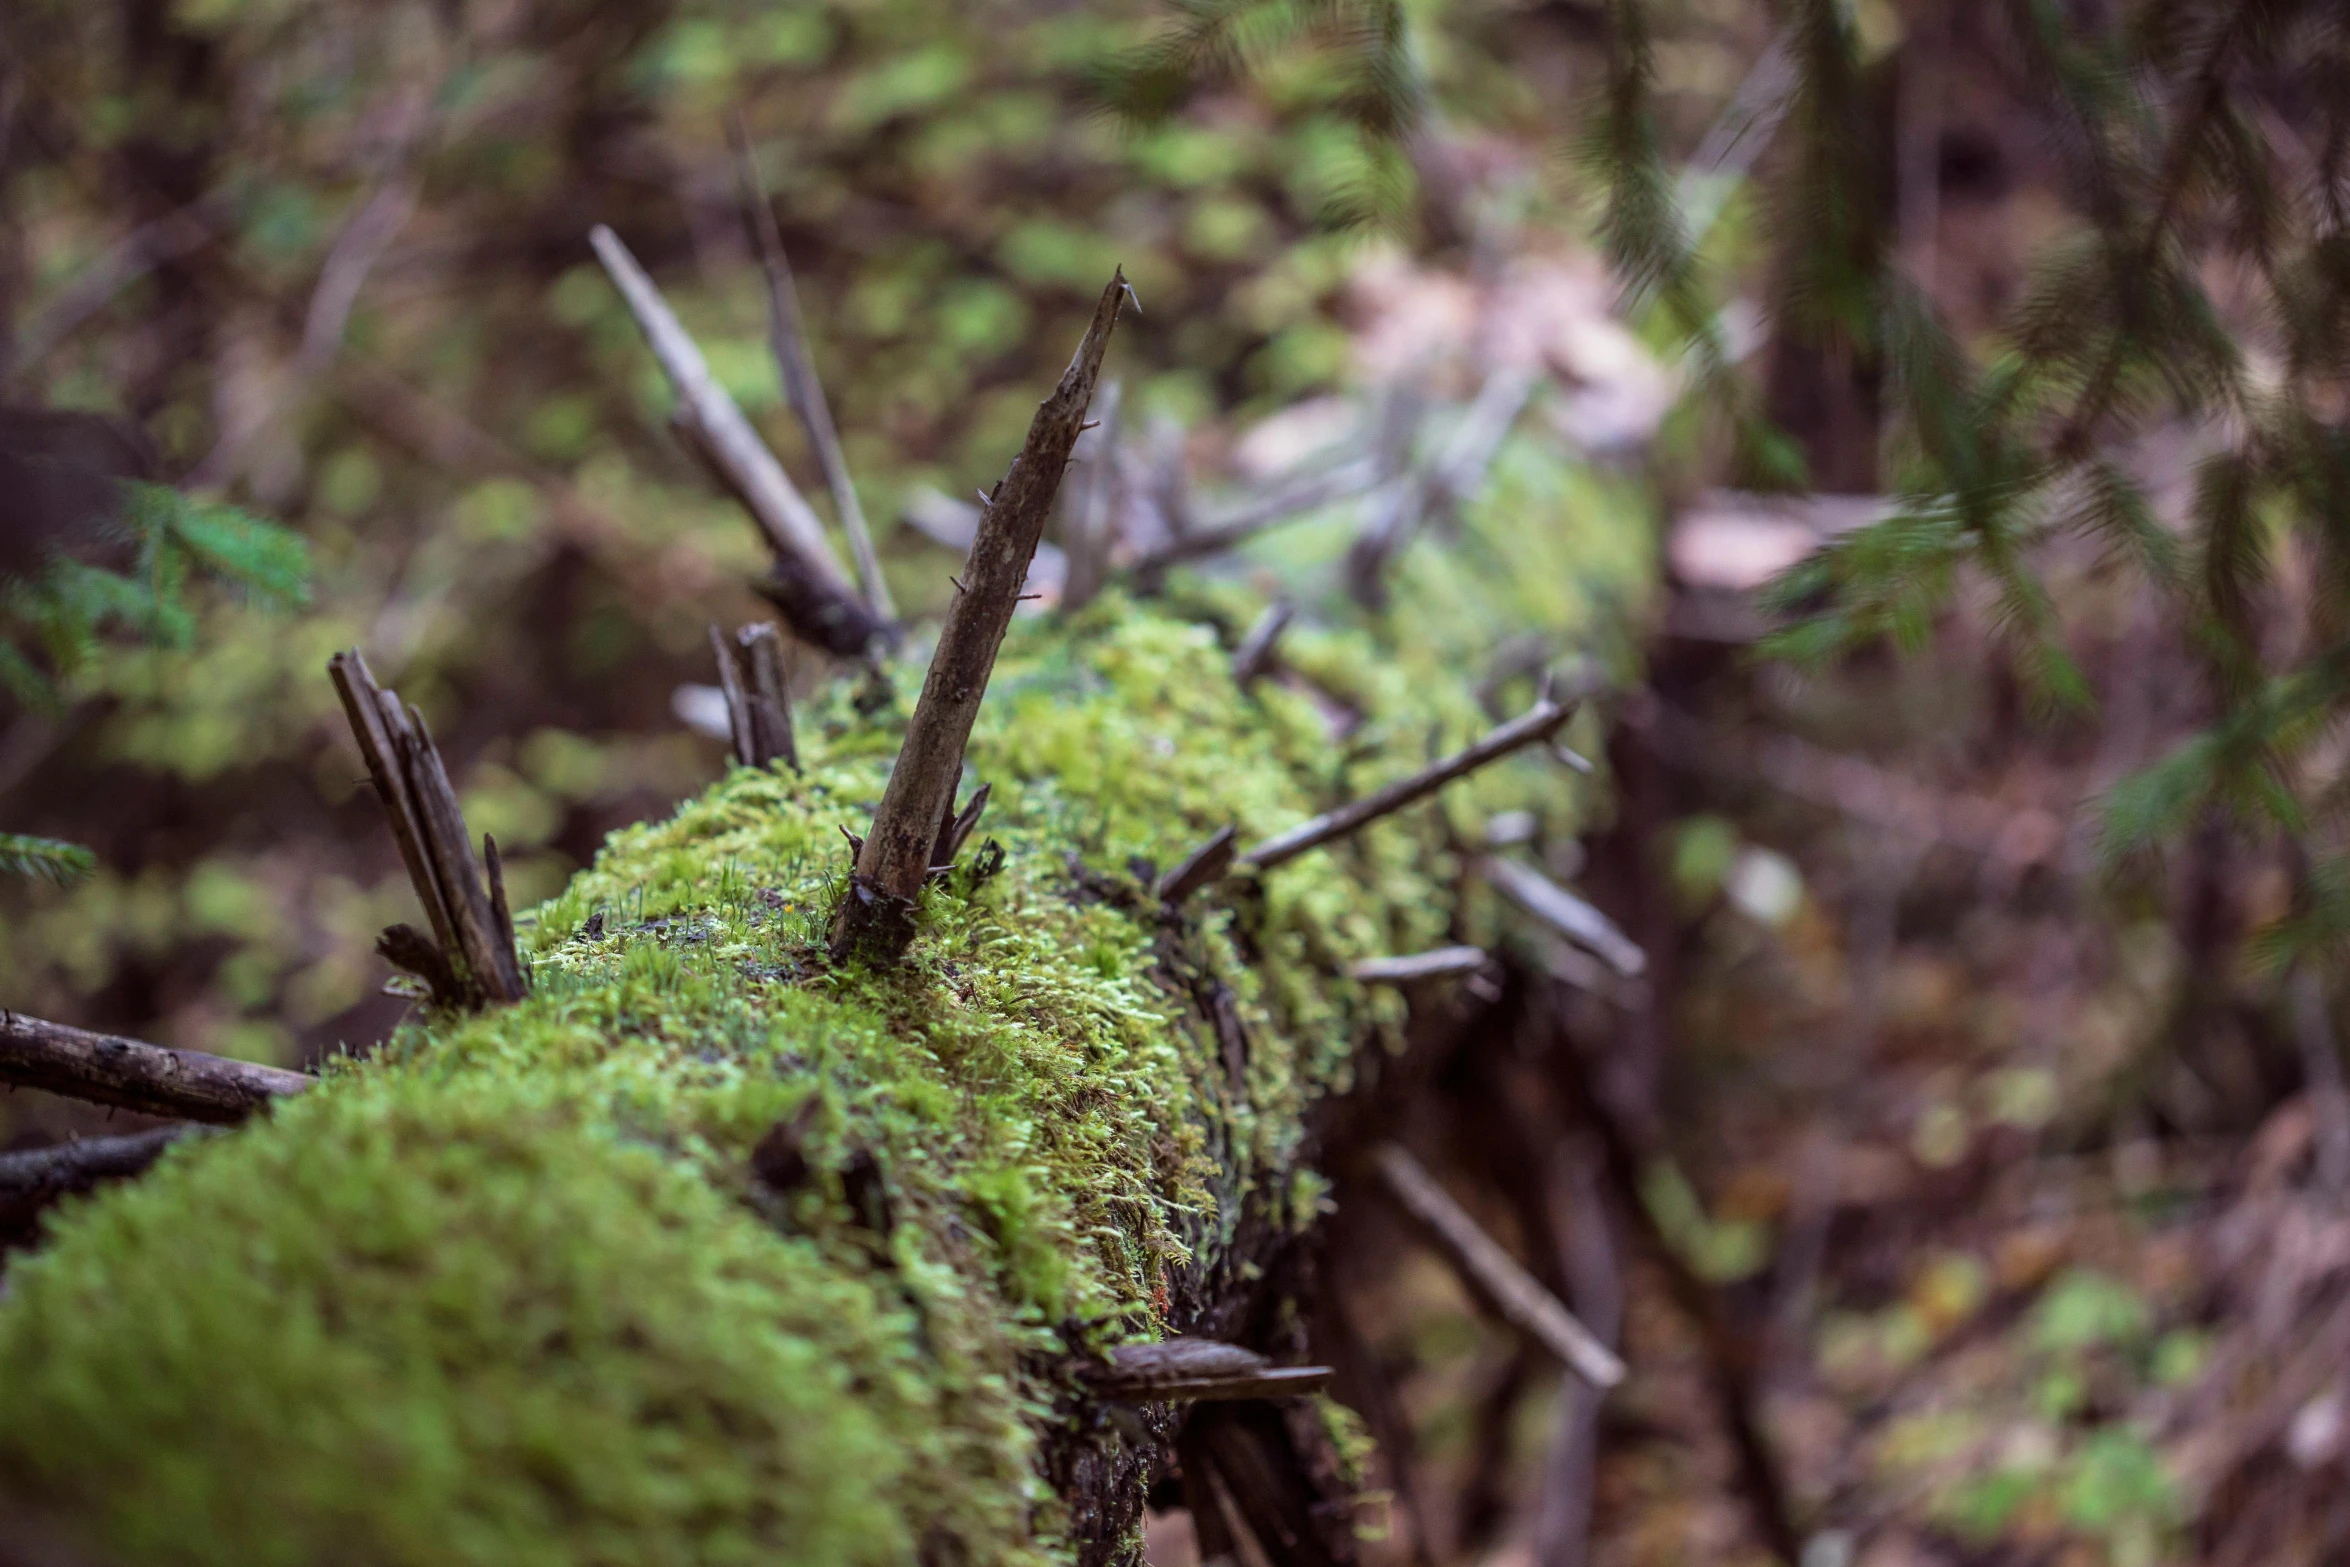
[0,431,1647,1565]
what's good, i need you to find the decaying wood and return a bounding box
[1352,946,1490,984]
[1156,826,1238,906]
[0,1126,196,1233]
[1369,1142,1625,1390]
[329,649,529,1007]
[591,226,885,658]
[729,118,893,621]
[710,622,799,771]
[1083,1337,1332,1402]
[1479,857,1647,979]
[0,1012,308,1124]
[1230,600,1293,688]
[1240,689,1584,874]
[833,273,1128,964]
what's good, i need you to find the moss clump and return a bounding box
[0,431,1650,1565]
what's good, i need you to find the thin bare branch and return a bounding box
[0,1012,308,1124]
[1240,690,1582,874]
[590,225,873,648]
[1370,1142,1625,1390]
[1348,366,1540,607]
[1479,856,1648,978]
[832,273,1129,963]
[728,116,893,619]
[1352,946,1490,984]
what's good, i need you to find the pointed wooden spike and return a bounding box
[328,650,460,967]
[710,622,756,766]
[834,271,1129,964]
[728,115,893,620]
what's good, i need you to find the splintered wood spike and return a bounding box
[831,271,1129,965]
[329,649,530,1008]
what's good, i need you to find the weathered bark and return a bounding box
[0,1012,307,1124]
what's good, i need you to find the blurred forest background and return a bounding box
[10,0,2350,1564]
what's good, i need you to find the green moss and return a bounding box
[0,435,1651,1564]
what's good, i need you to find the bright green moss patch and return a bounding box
[0,437,1651,1566]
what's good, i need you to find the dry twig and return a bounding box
[1,1126,196,1232]
[1480,856,1647,979]
[1241,690,1582,874]
[1352,947,1490,984]
[1229,601,1293,688]
[1370,1143,1624,1389]
[729,117,892,619]
[591,225,883,656]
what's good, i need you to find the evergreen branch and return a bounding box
[0,834,95,885]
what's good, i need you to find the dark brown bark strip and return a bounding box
[833,273,1128,963]
[0,1012,308,1124]
[1369,1143,1625,1389]
[1240,693,1579,874]
[728,117,893,621]
[0,1126,196,1232]
[1084,1338,1331,1402]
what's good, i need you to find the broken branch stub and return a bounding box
[832,272,1129,965]
[328,650,529,1007]
[711,622,799,771]
[0,1011,308,1124]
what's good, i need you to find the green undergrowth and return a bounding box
[0,432,1650,1565]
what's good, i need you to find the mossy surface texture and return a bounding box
[0,438,1650,1565]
